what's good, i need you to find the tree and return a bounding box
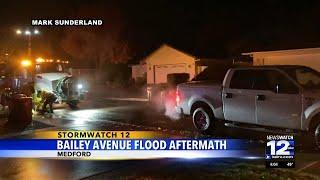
[60,4,132,76]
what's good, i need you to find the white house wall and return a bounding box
[146,45,196,84]
[253,53,320,72]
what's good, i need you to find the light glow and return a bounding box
[36,57,44,63]
[176,89,180,105]
[77,84,83,89]
[21,59,32,67]
[16,29,22,34]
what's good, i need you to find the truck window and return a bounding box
[251,71,270,90]
[36,63,66,74]
[284,67,320,90]
[253,70,299,94]
[229,70,255,89]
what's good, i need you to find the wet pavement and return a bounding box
[0,96,319,179]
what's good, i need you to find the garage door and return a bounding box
[154,64,187,84]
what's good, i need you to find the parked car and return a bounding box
[176,65,320,148]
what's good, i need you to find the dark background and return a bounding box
[1,0,320,66]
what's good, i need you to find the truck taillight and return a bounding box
[176,89,180,105]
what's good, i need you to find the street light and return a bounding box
[21,59,32,67]
[16,29,22,35]
[36,57,44,63]
[15,28,40,58]
[25,30,31,35]
[20,59,32,79]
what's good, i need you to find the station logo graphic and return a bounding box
[265,135,295,168]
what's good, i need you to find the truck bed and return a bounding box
[177,81,223,118]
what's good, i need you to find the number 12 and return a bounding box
[267,140,290,155]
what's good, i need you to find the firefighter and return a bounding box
[32,90,42,112]
[41,91,57,113]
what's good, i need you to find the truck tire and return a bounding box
[308,118,320,150]
[315,123,320,150]
[192,105,215,134]
[311,122,320,150]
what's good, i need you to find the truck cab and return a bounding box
[222,65,320,131]
[176,65,320,148]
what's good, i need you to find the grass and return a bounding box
[209,164,319,180]
[86,163,320,180]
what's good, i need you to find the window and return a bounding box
[230,69,299,94]
[284,67,320,90]
[251,71,270,90]
[229,70,255,89]
[266,70,299,94]
[253,70,299,94]
[36,63,66,73]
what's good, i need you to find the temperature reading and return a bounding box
[287,162,294,167]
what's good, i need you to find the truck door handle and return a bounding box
[256,94,265,101]
[224,93,232,98]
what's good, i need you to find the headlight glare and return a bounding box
[77,84,83,89]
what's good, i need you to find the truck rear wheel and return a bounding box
[308,118,320,150]
[192,106,215,134]
[313,123,320,150]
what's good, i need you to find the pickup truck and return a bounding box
[176,65,320,148]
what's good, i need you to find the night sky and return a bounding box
[1,0,320,65]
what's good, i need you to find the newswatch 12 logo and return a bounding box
[265,135,295,168]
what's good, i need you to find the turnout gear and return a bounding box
[41,91,57,113]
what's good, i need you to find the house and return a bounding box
[132,44,211,85]
[243,47,320,71]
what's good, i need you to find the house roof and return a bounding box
[140,43,229,65]
[242,47,320,57]
[163,44,197,59]
[140,44,196,64]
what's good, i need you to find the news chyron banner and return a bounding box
[0,131,257,160]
